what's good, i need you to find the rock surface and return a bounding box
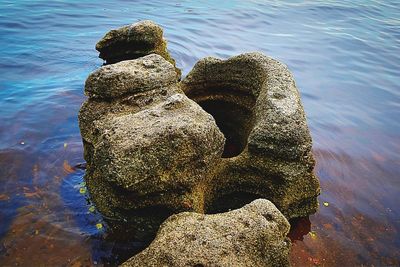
[85,54,178,99]
[181,52,320,218]
[96,20,181,76]
[79,54,224,239]
[79,22,320,246]
[122,199,291,267]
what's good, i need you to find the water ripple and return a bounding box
[0,0,399,265]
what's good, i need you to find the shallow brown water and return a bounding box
[290,145,400,266]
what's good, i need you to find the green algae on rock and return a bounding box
[122,199,291,267]
[95,20,181,76]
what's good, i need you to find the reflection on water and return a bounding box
[0,0,399,266]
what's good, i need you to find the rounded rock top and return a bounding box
[96,20,163,57]
[94,20,180,77]
[84,54,178,99]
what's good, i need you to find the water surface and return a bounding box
[0,0,399,266]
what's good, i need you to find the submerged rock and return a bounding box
[96,20,181,76]
[122,199,291,267]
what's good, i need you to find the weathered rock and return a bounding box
[79,51,319,238]
[85,54,178,99]
[122,199,291,267]
[91,94,224,205]
[78,54,225,239]
[80,23,320,251]
[96,20,181,76]
[181,52,320,218]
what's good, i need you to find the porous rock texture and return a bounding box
[96,20,181,76]
[79,20,320,244]
[79,54,225,238]
[181,52,320,218]
[122,199,291,267]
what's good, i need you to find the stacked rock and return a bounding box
[79,20,320,265]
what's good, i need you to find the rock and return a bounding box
[85,54,178,99]
[181,52,320,218]
[91,94,224,202]
[78,54,225,239]
[96,20,181,76]
[79,23,320,245]
[122,199,291,267]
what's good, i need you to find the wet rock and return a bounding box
[96,20,181,76]
[181,52,320,218]
[122,199,291,267]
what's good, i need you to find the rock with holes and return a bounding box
[122,199,291,267]
[80,22,319,244]
[96,20,181,76]
[78,54,225,239]
[181,52,320,218]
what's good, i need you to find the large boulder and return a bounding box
[78,54,224,239]
[96,20,181,76]
[181,52,320,218]
[122,199,291,267]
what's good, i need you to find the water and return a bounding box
[0,0,399,265]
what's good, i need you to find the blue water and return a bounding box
[0,0,399,265]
